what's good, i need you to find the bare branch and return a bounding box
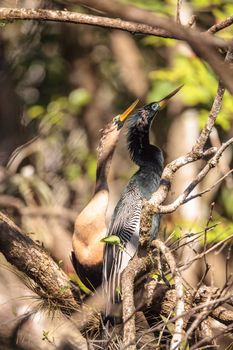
[159,137,233,213]
[75,0,233,94]
[0,7,179,40]
[176,0,182,24]
[1,5,233,92]
[183,168,233,203]
[121,256,149,350]
[208,15,233,34]
[0,212,79,314]
[187,15,196,28]
[183,290,213,350]
[194,47,233,152]
[179,232,233,272]
[0,195,76,221]
[151,240,185,350]
[194,82,225,153]
[190,322,233,350]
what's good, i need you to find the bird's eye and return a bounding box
[151,103,158,111]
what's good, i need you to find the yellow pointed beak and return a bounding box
[158,85,183,109]
[114,99,139,123]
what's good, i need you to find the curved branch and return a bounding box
[1,6,233,93]
[0,7,178,39]
[76,0,233,94]
[0,212,79,314]
[194,48,233,152]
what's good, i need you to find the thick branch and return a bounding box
[211,306,233,325]
[76,0,233,94]
[0,212,78,314]
[1,6,233,93]
[0,8,178,39]
[121,256,150,350]
[152,240,185,350]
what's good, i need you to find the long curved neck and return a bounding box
[127,122,164,174]
[94,121,120,194]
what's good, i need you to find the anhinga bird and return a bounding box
[71,100,139,290]
[102,86,182,319]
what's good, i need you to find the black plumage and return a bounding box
[103,102,164,318]
[102,86,182,320]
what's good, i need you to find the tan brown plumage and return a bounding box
[72,101,139,289]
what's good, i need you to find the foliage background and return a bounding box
[0,0,232,347]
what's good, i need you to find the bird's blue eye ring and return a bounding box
[151,103,158,111]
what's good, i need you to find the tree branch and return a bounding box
[140,47,233,233]
[121,255,150,350]
[176,0,182,24]
[0,8,179,40]
[1,5,233,93]
[194,47,233,152]
[75,0,233,94]
[0,212,79,314]
[183,168,233,203]
[159,137,233,214]
[207,15,233,34]
[152,240,185,350]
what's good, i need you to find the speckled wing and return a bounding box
[103,183,143,314]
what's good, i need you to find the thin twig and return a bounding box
[190,322,233,350]
[158,137,233,214]
[184,168,233,203]
[194,82,225,153]
[179,232,233,272]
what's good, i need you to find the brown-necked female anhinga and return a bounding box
[102,86,182,320]
[71,100,139,290]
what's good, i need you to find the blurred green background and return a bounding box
[0,0,232,285]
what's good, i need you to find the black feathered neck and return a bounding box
[127,107,163,170]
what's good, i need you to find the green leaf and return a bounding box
[150,272,160,280]
[160,314,175,334]
[27,105,45,119]
[69,273,92,295]
[100,235,121,245]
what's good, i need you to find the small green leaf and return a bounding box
[27,105,45,119]
[150,272,160,280]
[160,314,175,334]
[100,235,121,245]
[115,287,121,297]
[69,272,92,295]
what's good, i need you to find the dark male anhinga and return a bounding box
[102,86,182,319]
[71,100,139,290]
